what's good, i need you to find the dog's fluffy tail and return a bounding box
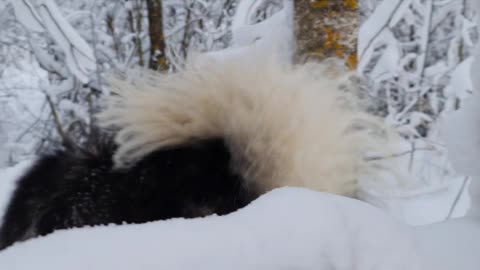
[100,55,385,196]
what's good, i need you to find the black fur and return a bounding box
[0,138,255,250]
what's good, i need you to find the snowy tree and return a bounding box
[0,0,50,165]
[0,0,151,163]
[8,0,104,152]
[162,0,237,70]
[1,0,295,166]
[357,0,478,215]
[359,0,477,138]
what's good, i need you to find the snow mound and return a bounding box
[0,160,33,224]
[439,90,480,180]
[414,217,480,270]
[0,187,423,270]
[360,175,471,225]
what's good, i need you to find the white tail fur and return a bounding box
[99,55,384,196]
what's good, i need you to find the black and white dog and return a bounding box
[0,56,382,250]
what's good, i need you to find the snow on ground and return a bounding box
[439,83,480,217]
[360,176,470,225]
[0,187,425,270]
[0,185,478,270]
[439,91,480,181]
[358,138,471,225]
[0,160,32,224]
[414,217,480,270]
[0,162,479,269]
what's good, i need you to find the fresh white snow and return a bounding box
[0,187,425,270]
[414,217,480,270]
[360,176,471,225]
[0,163,479,269]
[0,182,478,270]
[11,0,97,83]
[36,0,96,83]
[0,160,32,224]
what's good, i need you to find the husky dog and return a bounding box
[0,55,381,250]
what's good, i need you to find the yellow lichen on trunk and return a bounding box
[294,0,358,69]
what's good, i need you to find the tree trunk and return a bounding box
[127,1,145,67]
[146,0,168,71]
[294,0,358,69]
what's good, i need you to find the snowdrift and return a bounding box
[0,161,33,224]
[1,165,479,269]
[413,217,480,270]
[0,188,424,270]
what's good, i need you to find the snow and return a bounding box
[360,176,471,225]
[358,137,471,225]
[9,0,96,83]
[414,217,480,270]
[232,1,290,47]
[356,0,478,226]
[0,160,32,224]
[358,0,403,63]
[438,27,480,217]
[0,164,479,269]
[438,68,480,217]
[0,184,478,270]
[10,0,45,32]
[36,0,96,83]
[473,2,480,93]
[0,61,48,167]
[445,56,474,103]
[0,187,425,270]
[206,0,293,63]
[439,91,480,181]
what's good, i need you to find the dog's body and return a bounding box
[0,56,382,250]
[0,138,252,250]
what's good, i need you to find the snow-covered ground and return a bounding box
[0,160,33,224]
[413,217,480,270]
[0,186,478,269]
[439,88,480,217]
[360,176,471,225]
[0,187,425,270]
[0,163,479,269]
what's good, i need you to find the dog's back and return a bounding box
[0,138,251,250]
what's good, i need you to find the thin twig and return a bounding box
[445,176,470,220]
[45,93,80,151]
[365,146,434,161]
[45,94,67,143]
